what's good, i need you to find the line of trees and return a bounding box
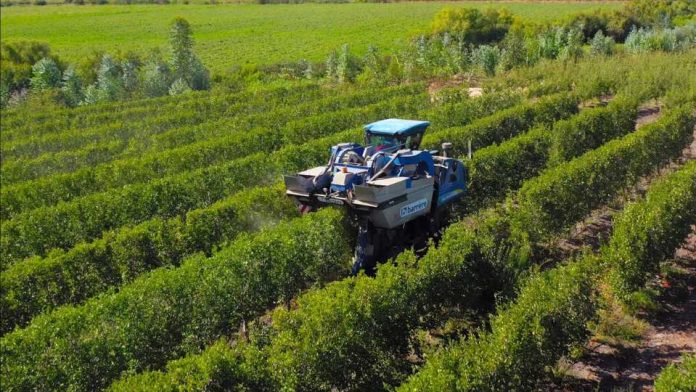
[1,17,209,108]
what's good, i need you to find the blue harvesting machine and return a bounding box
[284,118,467,274]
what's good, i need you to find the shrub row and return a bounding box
[1,84,407,183]
[399,159,696,391]
[2,83,321,145]
[609,159,696,298]
[0,92,588,392]
[144,83,426,153]
[1,90,425,218]
[514,103,695,239]
[0,126,361,268]
[106,99,643,392]
[1,82,328,163]
[0,209,352,392]
[0,139,126,186]
[467,94,641,210]
[547,95,640,165]
[421,93,580,155]
[399,255,600,391]
[0,184,298,334]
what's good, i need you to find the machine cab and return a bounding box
[363,119,430,151]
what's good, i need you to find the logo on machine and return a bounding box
[400,199,428,218]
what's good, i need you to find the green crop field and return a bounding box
[1,2,622,72]
[2,1,695,391]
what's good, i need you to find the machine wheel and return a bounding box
[351,222,376,276]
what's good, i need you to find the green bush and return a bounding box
[430,7,514,45]
[654,354,696,392]
[609,160,696,298]
[547,95,639,166]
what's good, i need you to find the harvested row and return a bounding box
[110,103,695,392]
[1,82,327,163]
[1,83,321,145]
[0,90,536,333]
[399,159,696,392]
[0,209,352,392]
[1,89,425,218]
[0,84,408,182]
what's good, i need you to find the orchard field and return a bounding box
[0,2,622,71]
[1,1,696,391]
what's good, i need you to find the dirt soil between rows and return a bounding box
[555,230,696,392]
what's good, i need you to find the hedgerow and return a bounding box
[1,84,323,161]
[609,159,696,298]
[1,85,294,142]
[1,83,410,183]
[0,89,588,392]
[0,126,362,267]
[547,95,640,166]
[117,94,694,392]
[466,94,639,210]
[421,93,579,155]
[0,209,352,392]
[514,104,694,239]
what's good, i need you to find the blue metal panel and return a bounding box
[364,119,430,136]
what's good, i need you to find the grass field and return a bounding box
[0,2,622,72]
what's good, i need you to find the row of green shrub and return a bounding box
[514,103,694,240]
[609,160,696,298]
[421,93,580,154]
[110,98,690,391]
[0,89,548,266]
[0,84,401,185]
[2,83,319,142]
[0,82,362,175]
[0,125,359,268]
[1,81,328,163]
[0,208,352,392]
[0,185,297,334]
[0,88,526,332]
[1,86,422,216]
[143,86,515,154]
[654,353,696,392]
[466,94,640,209]
[399,159,696,391]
